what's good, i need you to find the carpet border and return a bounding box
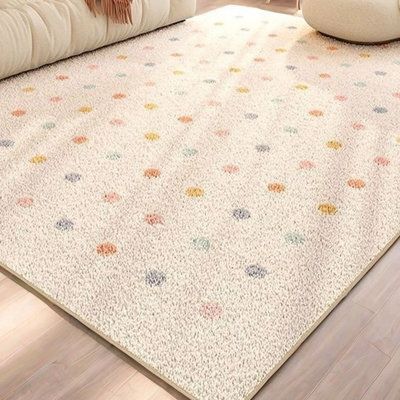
[1,231,399,400]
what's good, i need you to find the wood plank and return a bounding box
[0,291,47,339]
[0,278,26,310]
[255,301,373,400]
[307,337,389,400]
[0,306,60,363]
[362,345,400,400]
[361,286,400,357]
[347,243,400,313]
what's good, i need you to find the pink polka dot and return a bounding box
[261,76,273,81]
[307,55,319,60]
[208,100,221,107]
[199,59,210,65]
[299,160,315,170]
[50,96,63,103]
[223,164,239,174]
[374,156,390,166]
[214,129,229,138]
[393,92,400,99]
[56,75,69,81]
[104,192,121,203]
[87,64,99,70]
[352,122,365,131]
[145,213,164,225]
[145,81,156,87]
[200,303,223,320]
[143,45,154,50]
[110,119,125,126]
[17,197,33,208]
[335,95,348,102]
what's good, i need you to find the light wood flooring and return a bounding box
[1,1,400,399]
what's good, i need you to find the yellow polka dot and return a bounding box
[186,187,204,197]
[144,103,158,110]
[359,53,371,58]
[295,84,308,90]
[326,140,342,150]
[275,48,287,53]
[173,70,184,75]
[145,132,160,141]
[229,67,241,73]
[214,22,224,26]
[79,106,93,113]
[395,136,400,145]
[236,87,250,93]
[30,155,47,164]
[116,55,127,60]
[22,86,35,93]
[318,203,337,215]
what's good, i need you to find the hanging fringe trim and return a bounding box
[85,0,133,24]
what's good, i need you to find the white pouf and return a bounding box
[301,0,400,43]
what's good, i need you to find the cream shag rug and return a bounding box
[1,5,400,400]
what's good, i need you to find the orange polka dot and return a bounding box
[186,187,204,197]
[97,242,117,256]
[236,87,250,93]
[318,203,337,215]
[11,109,26,117]
[145,213,164,225]
[309,110,324,117]
[254,57,265,62]
[319,73,331,79]
[348,179,365,189]
[268,183,285,193]
[223,165,239,174]
[178,116,193,123]
[112,93,127,100]
[144,168,160,178]
[72,135,88,144]
[56,75,69,81]
[327,46,339,51]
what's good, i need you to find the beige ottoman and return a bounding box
[301,0,400,43]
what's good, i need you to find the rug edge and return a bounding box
[0,261,197,400]
[243,229,400,400]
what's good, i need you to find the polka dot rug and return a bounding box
[1,5,399,400]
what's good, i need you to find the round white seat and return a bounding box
[301,0,400,43]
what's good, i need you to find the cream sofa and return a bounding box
[302,0,400,43]
[0,0,196,80]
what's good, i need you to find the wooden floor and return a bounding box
[1,1,400,400]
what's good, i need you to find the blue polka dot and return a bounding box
[233,208,251,220]
[169,37,179,41]
[0,139,14,148]
[374,107,388,114]
[83,84,96,89]
[255,144,270,153]
[286,65,297,70]
[145,62,155,67]
[203,79,216,84]
[116,73,127,78]
[145,270,166,287]
[354,81,367,87]
[375,71,387,76]
[241,27,250,31]
[55,218,74,231]
[244,113,258,120]
[284,126,298,134]
[65,173,81,183]
[245,264,268,278]
[224,51,235,55]
[287,25,297,29]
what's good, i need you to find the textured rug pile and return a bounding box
[0,5,399,400]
